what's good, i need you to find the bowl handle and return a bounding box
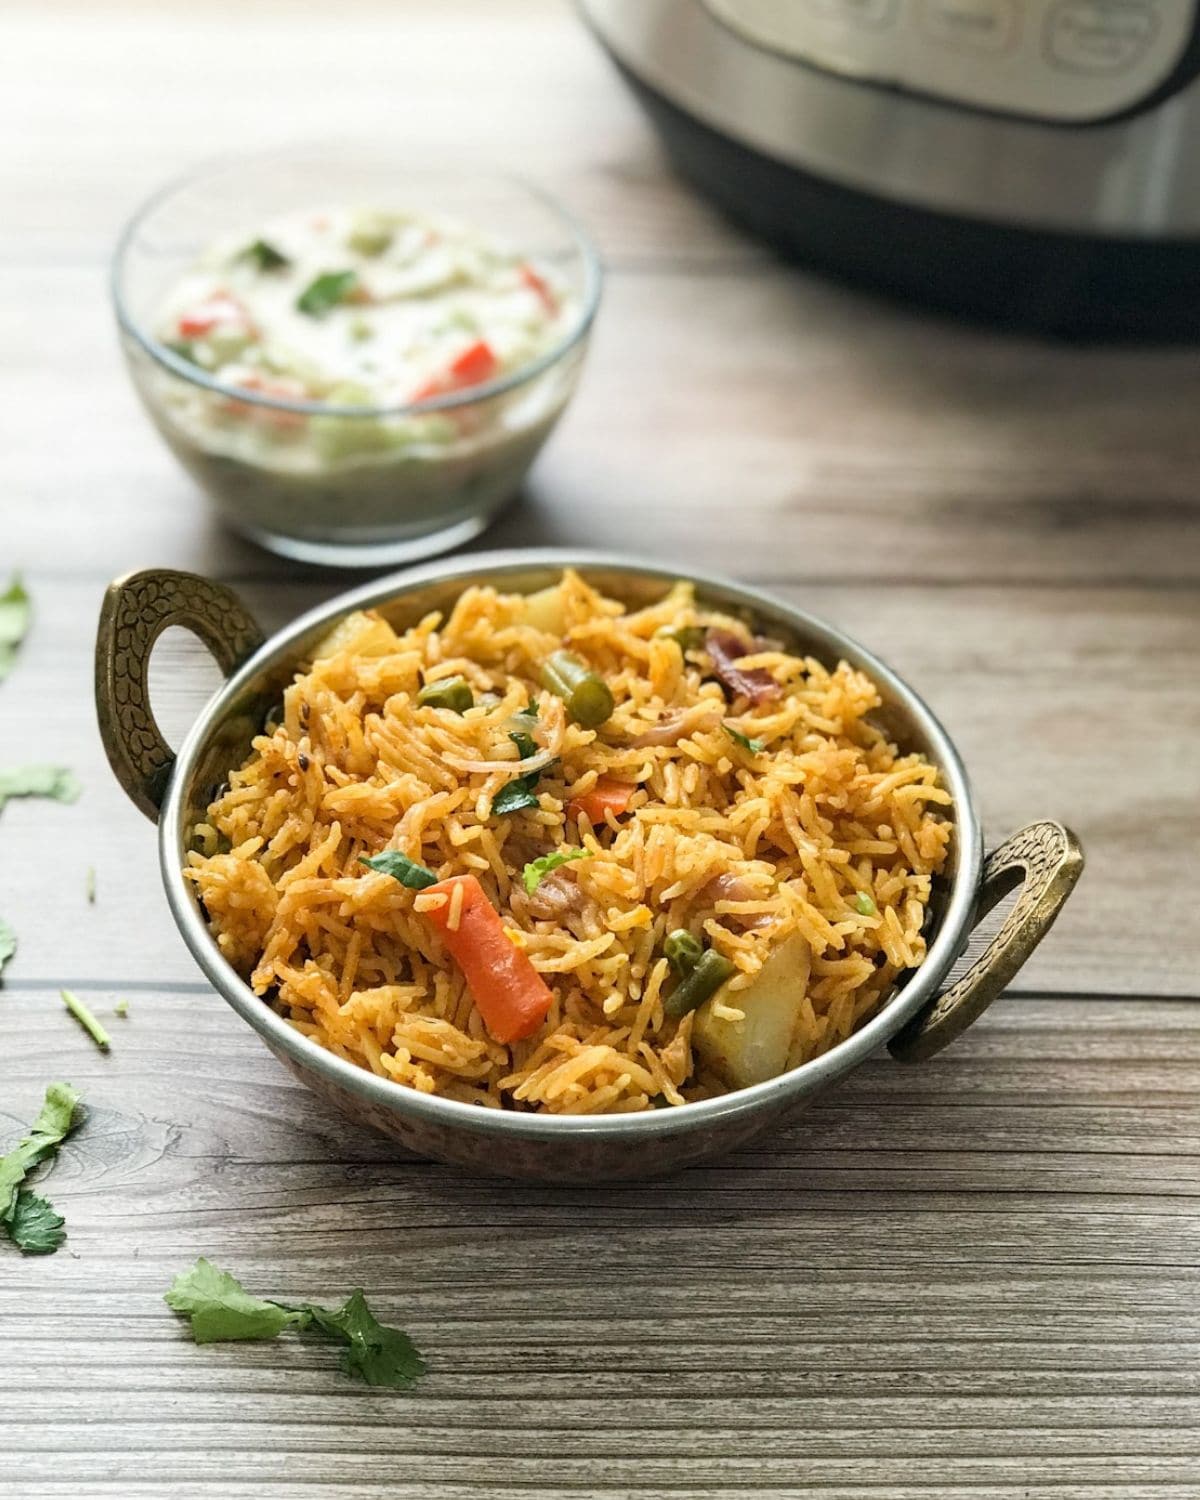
[95,568,266,823]
[888,820,1084,1063]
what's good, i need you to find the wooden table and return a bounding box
[4,4,1198,1496]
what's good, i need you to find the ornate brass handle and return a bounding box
[889,820,1084,1063]
[94,568,265,823]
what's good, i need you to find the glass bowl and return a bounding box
[111,148,602,568]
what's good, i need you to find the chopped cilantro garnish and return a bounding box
[723,724,765,755]
[523,847,591,895]
[360,851,439,890]
[239,238,289,272]
[165,1258,427,1389]
[297,269,359,318]
[509,728,538,760]
[492,772,542,816]
[0,575,30,682]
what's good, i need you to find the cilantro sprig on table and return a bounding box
[166,1258,427,1389]
[0,1082,82,1255]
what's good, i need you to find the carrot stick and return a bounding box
[567,776,634,826]
[422,875,553,1044]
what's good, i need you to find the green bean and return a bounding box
[417,676,474,712]
[664,929,704,977]
[663,950,737,1019]
[660,624,706,654]
[539,651,613,728]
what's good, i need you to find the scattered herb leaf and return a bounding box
[61,990,111,1051]
[508,729,538,760]
[166,1258,427,1388]
[303,1288,426,1388]
[523,847,591,895]
[359,851,439,890]
[7,1192,66,1255]
[0,765,81,815]
[723,724,765,755]
[0,1082,81,1256]
[0,916,15,976]
[525,695,539,718]
[854,891,878,917]
[239,238,290,272]
[492,773,541,817]
[297,269,358,318]
[0,575,30,681]
[166,1258,306,1344]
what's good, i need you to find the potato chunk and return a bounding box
[692,933,812,1090]
[516,584,567,636]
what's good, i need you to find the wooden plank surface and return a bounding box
[2,990,1199,1498]
[2,1,1198,1497]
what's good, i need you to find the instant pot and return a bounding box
[580,0,1200,336]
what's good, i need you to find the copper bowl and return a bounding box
[95,551,1083,1180]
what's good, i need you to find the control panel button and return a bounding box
[918,0,1020,56]
[805,0,897,28]
[1044,0,1159,73]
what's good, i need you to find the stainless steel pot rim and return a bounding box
[160,548,983,1139]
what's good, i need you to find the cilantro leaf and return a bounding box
[0,575,30,682]
[239,238,289,272]
[165,1258,307,1344]
[508,728,538,760]
[723,723,765,755]
[491,773,541,816]
[297,269,358,318]
[166,1260,426,1389]
[523,847,591,895]
[306,1289,427,1388]
[0,1082,81,1253]
[7,1191,65,1255]
[0,915,14,976]
[0,765,82,815]
[359,851,438,890]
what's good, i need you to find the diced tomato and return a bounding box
[221,372,308,430]
[178,294,254,339]
[520,262,558,317]
[449,339,499,385]
[410,339,499,404]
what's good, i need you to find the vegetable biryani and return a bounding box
[186,570,952,1112]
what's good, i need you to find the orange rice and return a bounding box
[186,570,952,1113]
